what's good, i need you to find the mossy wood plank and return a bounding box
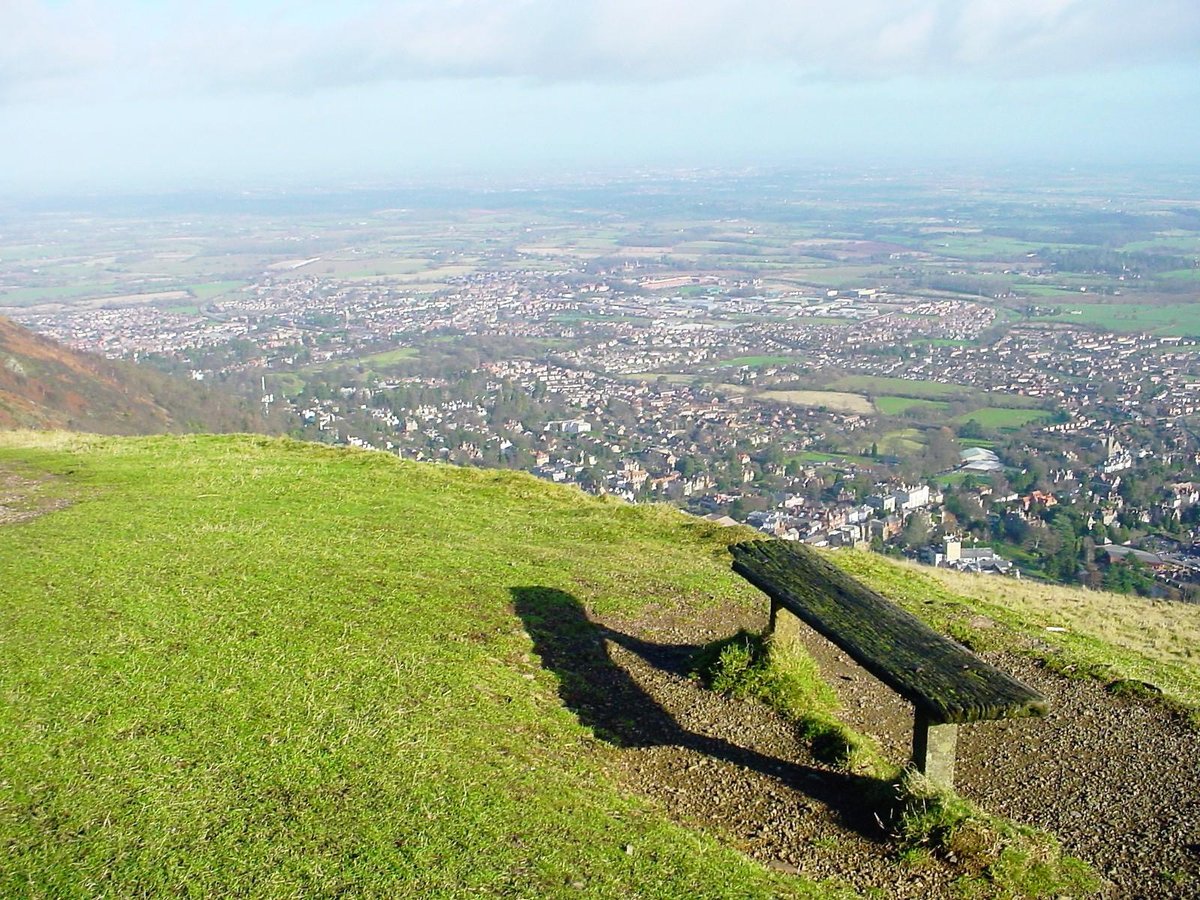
[730,540,1048,724]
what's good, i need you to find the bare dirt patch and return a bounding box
[0,465,71,525]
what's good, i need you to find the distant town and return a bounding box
[5,172,1200,598]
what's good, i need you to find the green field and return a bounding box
[0,433,814,898]
[718,355,795,368]
[186,279,246,301]
[4,433,1184,896]
[975,391,1045,410]
[350,347,420,367]
[1016,283,1090,298]
[953,407,1052,429]
[1159,269,1200,283]
[780,266,885,288]
[792,450,878,467]
[272,373,307,397]
[825,376,967,399]
[878,428,925,456]
[1120,236,1200,253]
[0,283,121,308]
[874,396,950,416]
[920,235,1068,260]
[1044,302,1200,336]
[936,471,992,487]
[302,347,419,373]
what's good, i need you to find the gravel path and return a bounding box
[960,654,1200,898]
[526,593,1200,898]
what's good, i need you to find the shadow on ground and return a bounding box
[511,585,887,841]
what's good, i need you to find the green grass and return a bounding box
[875,396,950,416]
[349,347,420,367]
[827,549,1200,713]
[879,429,925,456]
[718,355,795,368]
[0,432,825,898]
[1120,236,1200,253]
[301,347,419,373]
[1016,283,1085,298]
[889,772,1098,898]
[974,392,1044,410]
[781,266,886,287]
[921,236,1076,260]
[952,408,1051,430]
[272,373,307,397]
[186,279,246,301]
[1043,302,1200,337]
[0,283,120,308]
[936,472,993,487]
[1159,269,1200,283]
[693,630,875,771]
[793,451,878,467]
[826,376,967,400]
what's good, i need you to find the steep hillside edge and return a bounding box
[0,317,276,433]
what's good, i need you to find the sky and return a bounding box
[2,0,1199,194]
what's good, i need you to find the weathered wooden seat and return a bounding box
[730,539,1048,788]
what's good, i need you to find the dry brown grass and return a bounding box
[831,550,1200,710]
[756,389,875,415]
[928,564,1200,672]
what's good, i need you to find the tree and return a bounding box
[1103,556,1155,596]
[923,427,960,472]
[900,512,931,550]
[958,419,987,441]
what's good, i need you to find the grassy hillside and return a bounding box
[0,432,821,899]
[3,432,1196,897]
[0,317,271,434]
[832,550,1200,713]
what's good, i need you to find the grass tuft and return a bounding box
[692,629,1101,897]
[888,771,1101,898]
[692,630,877,771]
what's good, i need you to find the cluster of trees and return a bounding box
[1040,247,1193,278]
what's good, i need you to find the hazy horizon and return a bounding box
[3,1,1199,196]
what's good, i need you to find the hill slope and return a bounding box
[0,316,269,433]
[0,433,812,898]
[1,433,1196,897]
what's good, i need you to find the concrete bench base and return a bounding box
[912,712,959,787]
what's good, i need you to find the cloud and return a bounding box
[3,0,1199,103]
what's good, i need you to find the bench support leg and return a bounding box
[768,599,803,648]
[912,712,958,790]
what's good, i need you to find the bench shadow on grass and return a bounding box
[510,585,886,841]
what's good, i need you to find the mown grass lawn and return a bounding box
[0,433,831,899]
[825,376,967,400]
[874,396,949,416]
[952,407,1052,430]
[1043,301,1200,337]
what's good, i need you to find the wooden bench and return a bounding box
[730,539,1048,789]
